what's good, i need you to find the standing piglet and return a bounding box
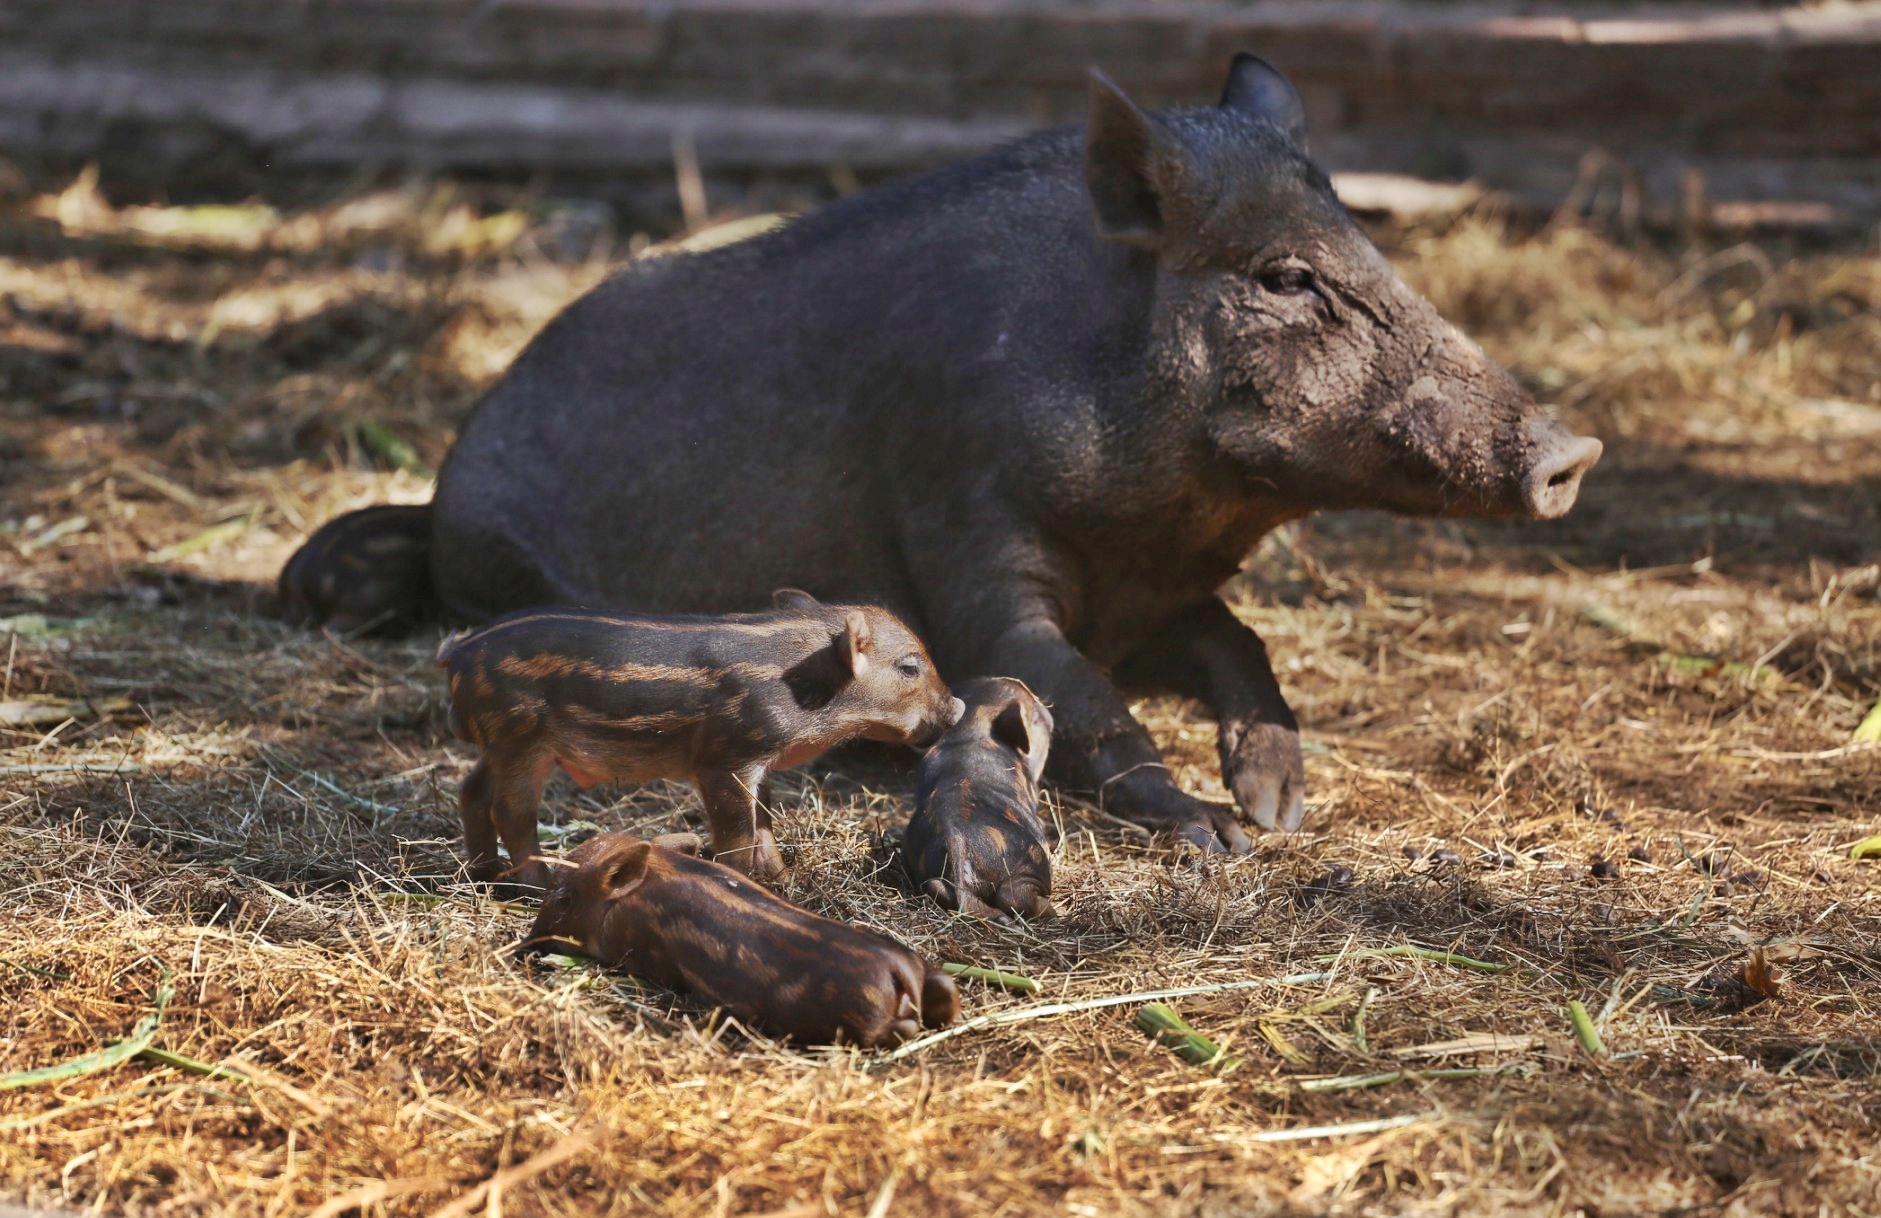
[522,832,959,1048]
[438,589,963,892]
[902,677,1056,922]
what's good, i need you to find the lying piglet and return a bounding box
[438,589,963,893]
[522,832,959,1047]
[901,677,1056,921]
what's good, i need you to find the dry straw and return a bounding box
[2,179,1879,1215]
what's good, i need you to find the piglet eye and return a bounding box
[896,656,922,679]
[1261,264,1315,295]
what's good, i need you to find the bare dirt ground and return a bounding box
[1,173,1878,1217]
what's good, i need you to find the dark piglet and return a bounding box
[438,590,963,892]
[903,677,1056,921]
[522,832,959,1048]
[288,53,1602,857]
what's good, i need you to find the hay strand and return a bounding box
[877,972,1335,1064]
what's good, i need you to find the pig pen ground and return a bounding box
[1,171,1878,1218]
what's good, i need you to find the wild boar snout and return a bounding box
[944,696,966,729]
[1521,425,1603,520]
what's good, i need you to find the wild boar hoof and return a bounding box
[1173,812,1252,857]
[1222,719,1307,833]
[1099,761,1254,854]
[1147,794,1255,856]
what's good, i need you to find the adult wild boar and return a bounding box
[281,55,1601,852]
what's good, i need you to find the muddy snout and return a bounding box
[1521,424,1603,519]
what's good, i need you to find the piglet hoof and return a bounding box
[923,877,1005,923]
[996,878,1055,922]
[495,859,553,902]
[715,833,788,883]
[651,832,705,856]
[1221,719,1307,833]
[882,1019,922,1047]
[749,830,787,883]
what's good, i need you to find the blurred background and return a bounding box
[3,0,1878,228]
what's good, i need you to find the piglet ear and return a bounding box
[990,699,1032,757]
[773,588,821,612]
[838,608,871,676]
[600,841,653,897]
[1218,52,1308,149]
[781,614,868,708]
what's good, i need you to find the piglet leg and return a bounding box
[699,765,785,881]
[483,746,558,896]
[458,758,502,883]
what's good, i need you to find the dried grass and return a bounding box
[2,177,1878,1216]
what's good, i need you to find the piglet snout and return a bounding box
[911,697,966,749]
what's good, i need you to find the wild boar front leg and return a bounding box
[971,618,1253,855]
[1116,598,1306,832]
[699,765,785,881]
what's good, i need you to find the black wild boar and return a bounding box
[437,590,963,892]
[902,677,1056,922]
[284,54,1602,853]
[521,831,960,1048]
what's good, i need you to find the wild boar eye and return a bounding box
[896,656,922,679]
[1260,264,1316,296]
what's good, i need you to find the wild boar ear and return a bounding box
[838,609,871,676]
[1086,69,1172,250]
[600,841,652,897]
[990,699,1032,757]
[773,587,820,612]
[1218,52,1308,150]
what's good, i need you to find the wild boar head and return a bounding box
[1088,54,1602,521]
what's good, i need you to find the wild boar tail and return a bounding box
[276,503,435,635]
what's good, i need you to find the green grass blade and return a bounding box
[136,1048,251,1083]
[1566,1000,1608,1058]
[0,964,174,1091]
[0,1013,161,1090]
[1136,1003,1239,1070]
[1852,696,1881,745]
[941,963,1041,995]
